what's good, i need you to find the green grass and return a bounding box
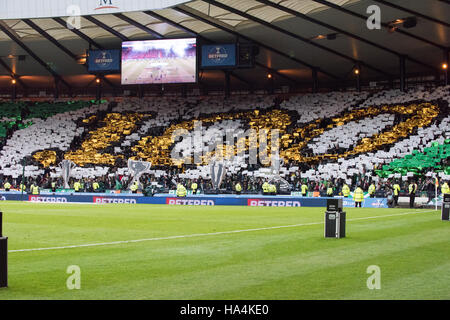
[0,202,449,300]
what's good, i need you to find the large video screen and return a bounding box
[121,38,197,85]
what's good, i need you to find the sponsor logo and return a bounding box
[166,198,215,206]
[208,46,229,63]
[247,199,301,207]
[29,196,67,203]
[93,197,137,204]
[343,200,354,207]
[94,51,114,67]
[370,199,385,208]
[95,0,119,10]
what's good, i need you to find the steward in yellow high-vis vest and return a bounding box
[30,183,39,195]
[393,184,401,196]
[235,182,242,195]
[262,182,270,195]
[269,184,277,195]
[93,182,100,192]
[176,184,187,197]
[3,181,11,191]
[74,181,82,192]
[354,187,364,208]
[342,184,350,198]
[408,182,418,208]
[301,184,308,197]
[368,183,376,198]
[130,181,139,193]
[191,182,198,195]
[326,185,333,197]
[441,182,450,195]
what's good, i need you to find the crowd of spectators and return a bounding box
[0,168,447,201]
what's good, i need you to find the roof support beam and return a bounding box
[0,58,27,89]
[80,16,139,90]
[312,68,318,93]
[399,55,406,92]
[84,16,129,41]
[444,49,449,86]
[199,0,390,77]
[174,6,339,81]
[113,13,164,39]
[22,19,117,89]
[0,21,70,88]
[227,71,252,86]
[0,58,13,76]
[355,68,361,92]
[224,70,231,97]
[23,19,78,60]
[256,0,442,72]
[54,18,124,88]
[11,80,17,101]
[372,0,450,28]
[54,78,60,99]
[96,78,102,101]
[311,0,447,52]
[52,17,104,50]
[144,11,198,37]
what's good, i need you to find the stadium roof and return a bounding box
[0,0,449,94]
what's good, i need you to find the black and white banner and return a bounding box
[210,161,226,190]
[127,159,151,189]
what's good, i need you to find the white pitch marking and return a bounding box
[8,210,435,253]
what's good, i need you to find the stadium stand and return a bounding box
[0,85,448,198]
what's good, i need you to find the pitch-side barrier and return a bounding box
[0,192,389,208]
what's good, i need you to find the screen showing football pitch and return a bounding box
[121,38,197,85]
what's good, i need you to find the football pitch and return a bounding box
[0,202,449,300]
[122,58,196,84]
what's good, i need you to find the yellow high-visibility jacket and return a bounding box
[354,187,364,202]
[177,184,187,197]
[441,183,449,195]
[393,184,401,196]
[269,184,277,193]
[31,185,39,195]
[408,183,418,194]
[130,182,139,192]
[301,184,308,195]
[342,185,350,197]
